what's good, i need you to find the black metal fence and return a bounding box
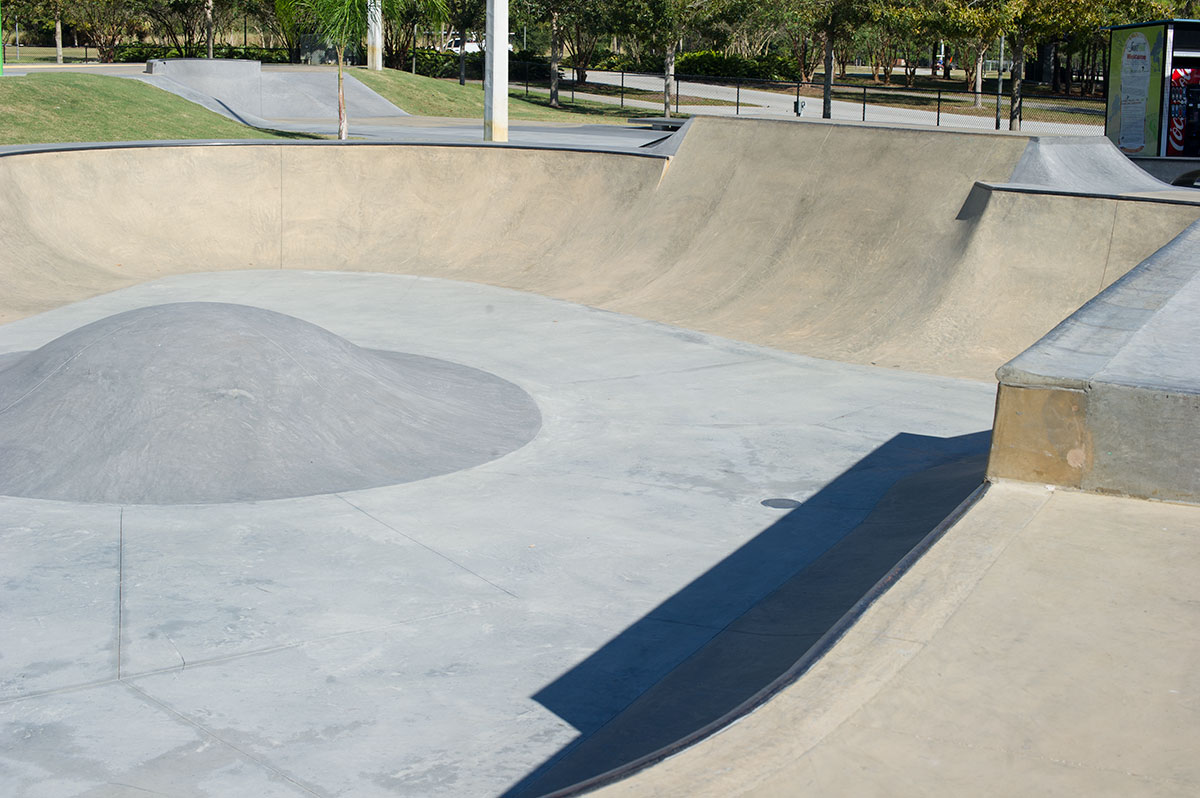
[509,66,1104,135]
[22,46,1101,135]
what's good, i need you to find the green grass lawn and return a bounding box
[351,67,648,123]
[1,45,96,64]
[0,72,316,144]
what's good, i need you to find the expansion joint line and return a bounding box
[117,506,125,681]
[335,493,520,599]
[279,148,285,270]
[122,681,323,797]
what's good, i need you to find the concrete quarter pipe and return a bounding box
[0,117,1198,797]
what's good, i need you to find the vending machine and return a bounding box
[1167,68,1200,156]
[1106,20,1200,158]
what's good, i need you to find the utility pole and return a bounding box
[484,0,508,141]
[367,0,382,70]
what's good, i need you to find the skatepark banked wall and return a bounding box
[2,117,1197,383]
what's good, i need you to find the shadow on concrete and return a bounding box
[504,430,991,798]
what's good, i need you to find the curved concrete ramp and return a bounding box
[0,118,1197,379]
[1006,134,1184,195]
[138,58,408,128]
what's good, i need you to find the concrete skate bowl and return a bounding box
[2,116,1200,796]
[2,117,1199,380]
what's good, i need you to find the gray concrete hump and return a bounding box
[0,302,540,504]
[0,117,1196,379]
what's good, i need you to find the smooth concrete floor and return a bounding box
[592,481,1200,798]
[0,271,997,796]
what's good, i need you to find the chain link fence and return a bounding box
[43,49,1103,135]
[522,68,1104,136]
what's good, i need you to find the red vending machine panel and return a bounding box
[1169,69,1200,155]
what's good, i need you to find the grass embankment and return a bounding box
[0,72,316,144]
[351,67,650,123]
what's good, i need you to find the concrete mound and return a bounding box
[0,302,541,504]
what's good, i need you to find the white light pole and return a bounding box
[367,0,383,70]
[484,0,508,142]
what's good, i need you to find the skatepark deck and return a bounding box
[0,116,1198,797]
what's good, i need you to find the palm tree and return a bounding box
[301,0,447,139]
[299,0,369,139]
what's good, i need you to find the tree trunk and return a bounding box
[337,46,348,140]
[1051,42,1060,93]
[663,41,675,117]
[55,16,63,64]
[459,40,467,84]
[822,34,833,119]
[549,19,561,108]
[1009,31,1024,131]
[931,43,937,77]
[206,0,214,59]
[973,46,984,107]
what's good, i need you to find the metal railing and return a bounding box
[515,67,1104,135]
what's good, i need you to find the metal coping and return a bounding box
[0,136,678,162]
[978,179,1200,207]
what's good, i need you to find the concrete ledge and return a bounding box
[627,117,687,131]
[1131,154,1200,186]
[988,219,1200,501]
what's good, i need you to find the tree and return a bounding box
[936,0,1013,107]
[444,0,483,84]
[253,0,313,61]
[22,0,70,62]
[73,0,144,61]
[382,0,449,70]
[299,0,369,138]
[1003,0,1170,128]
[300,0,445,137]
[865,0,934,87]
[710,0,778,57]
[561,0,614,84]
[773,0,827,83]
[521,0,568,106]
[137,0,238,58]
[616,0,724,117]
